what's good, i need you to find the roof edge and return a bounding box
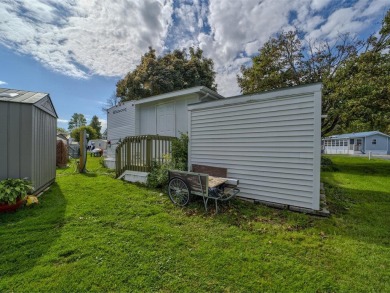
[188,83,322,111]
[133,86,223,105]
[325,131,390,139]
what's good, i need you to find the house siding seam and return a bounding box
[189,85,321,210]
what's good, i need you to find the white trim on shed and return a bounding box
[188,83,322,211]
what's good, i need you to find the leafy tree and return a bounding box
[68,113,87,131]
[57,127,68,134]
[70,126,98,142]
[334,11,390,134]
[89,115,102,138]
[238,30,362,136]
[116,47,217,101]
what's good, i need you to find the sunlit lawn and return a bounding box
[0,156,389,292]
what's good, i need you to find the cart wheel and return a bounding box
[168,178,190,206]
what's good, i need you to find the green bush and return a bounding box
[321,156,333,166]
[147,133,189,189]
[172,133,188,170]
[0,178,33,204]
[321,156,338,172]
[147,155,176,188]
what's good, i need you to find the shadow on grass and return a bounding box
[178,180,390,248]
[0,182,66,278]
[323,183,390,247]
[81,172,98,177]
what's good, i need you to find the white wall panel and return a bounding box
[188,84,322,210]
[107,101,136,141]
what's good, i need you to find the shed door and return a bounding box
[156,102,175,136]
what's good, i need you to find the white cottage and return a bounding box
[105,86,222,168]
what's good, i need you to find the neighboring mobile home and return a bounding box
[322,131,390,155]
[0,88,58,193]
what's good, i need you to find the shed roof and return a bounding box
[188,83,322,111]
[132,86,223,105]
[0,88,58,118]
[327,131,390,139]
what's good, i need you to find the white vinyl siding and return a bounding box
[188,84,321,210]
[139,104,156,135]
[137,94,199,137]
[107,101,136,142]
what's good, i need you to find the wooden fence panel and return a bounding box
[116,135,176,177]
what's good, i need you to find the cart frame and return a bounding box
[168,169,240,213]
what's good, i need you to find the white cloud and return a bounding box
[0,80,7,86]
[311,0,332,11]
[194,0,311,96]
[57,118,69,130]
[99,118,107,132]
[0,0,173,78]
[306,0,390,41]
[0,0,388,97]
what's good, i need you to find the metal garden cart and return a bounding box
[168,166,240,213]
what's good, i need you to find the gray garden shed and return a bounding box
[0,88,58,193]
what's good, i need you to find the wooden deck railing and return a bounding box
[115,135,176,177]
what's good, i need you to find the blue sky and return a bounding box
[0,0,389,131]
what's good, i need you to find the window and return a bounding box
[372,139,377,145]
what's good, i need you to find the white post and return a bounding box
[369,151,371,160]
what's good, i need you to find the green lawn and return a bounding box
[0,156,389,292]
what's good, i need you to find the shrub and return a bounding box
[171,133,188,170]
[0,178,33,204]
[147,155,175,188]
[321,156,333,166]
[321,156,338,172]
[147,133,189,189]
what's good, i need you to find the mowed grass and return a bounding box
[0,156,389,292]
